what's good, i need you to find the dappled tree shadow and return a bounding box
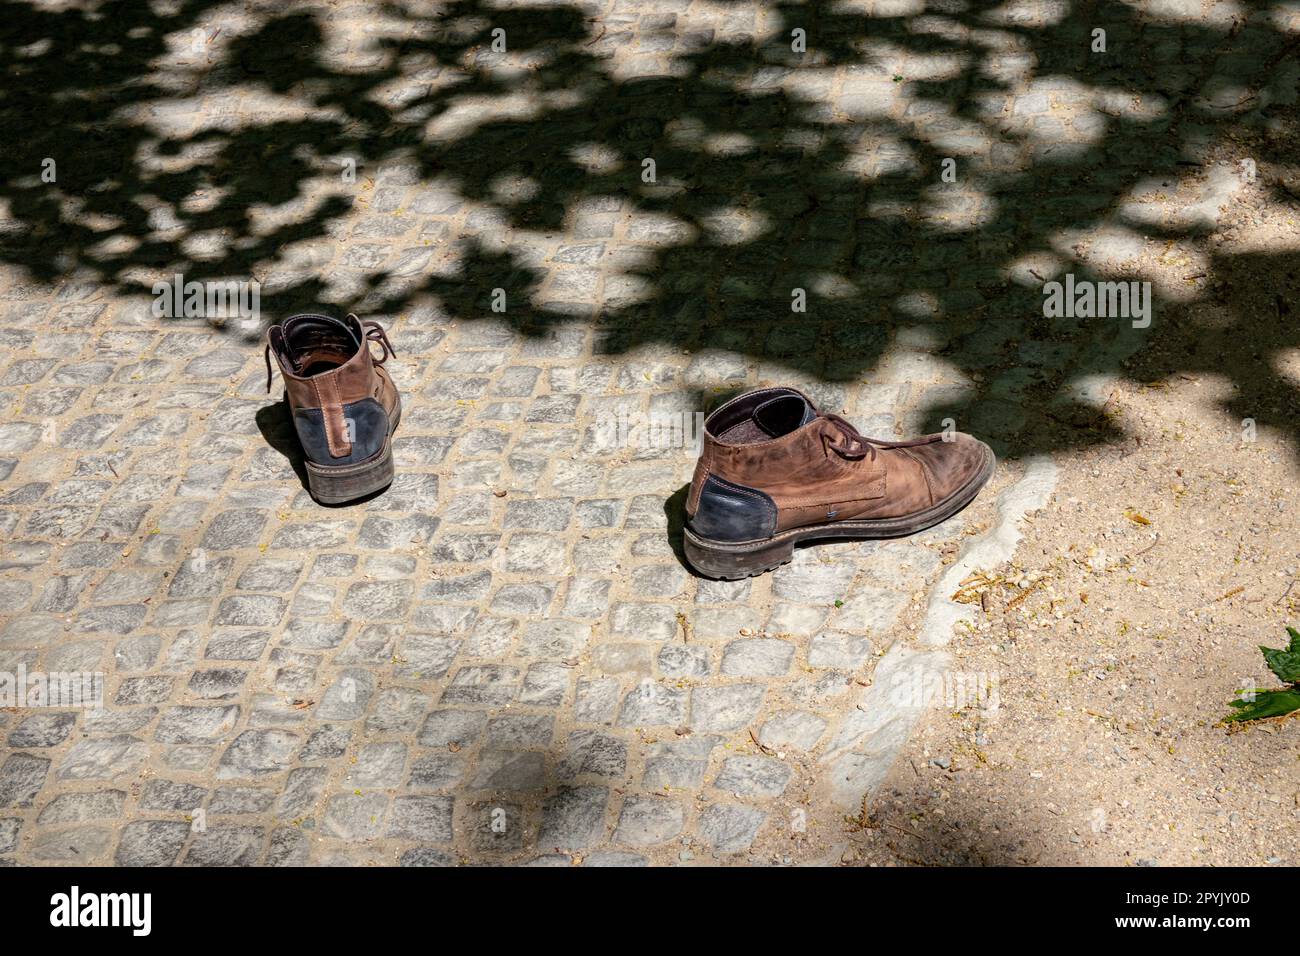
[2,0,1299,458]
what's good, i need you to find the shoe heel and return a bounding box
[305,441,394,504]
[683,532,794,580]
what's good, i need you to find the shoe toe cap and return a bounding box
[910,433,992,500]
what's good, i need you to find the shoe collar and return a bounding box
[268,313,363,378]
[705,387,818,443]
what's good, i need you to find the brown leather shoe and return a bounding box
[683,387,994,579]
[265,313,401,504]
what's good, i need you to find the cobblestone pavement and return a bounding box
[0,0,1285,864]
[0,304,1005,865]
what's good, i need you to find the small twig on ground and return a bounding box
[1004,580,1045,611]
[1277,578,1297,606]
[1136,532,1161,556]
[886,823,929,842]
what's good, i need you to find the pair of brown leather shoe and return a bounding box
[265,316,994,578]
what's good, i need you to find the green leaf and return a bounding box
[1223,689,1300,723]
[1259,629,1300,683]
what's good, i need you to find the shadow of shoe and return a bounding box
[663,483,691,572]
[255,399,309,493]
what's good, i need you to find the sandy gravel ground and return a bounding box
[842,157,1300,869]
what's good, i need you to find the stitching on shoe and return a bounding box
[900,447,935,506]
[776,485,885,508]
[710,475,771,505]
[312,375,351,459]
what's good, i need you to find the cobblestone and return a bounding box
[0,0,1242,866]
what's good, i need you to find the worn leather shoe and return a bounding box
[683,387,994,579]
[265,313,401,504]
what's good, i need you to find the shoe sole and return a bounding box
[683,442,996,580]
[303,405,401,505]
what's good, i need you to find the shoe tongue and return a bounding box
[752,393,815,438]
[282,315,360,371]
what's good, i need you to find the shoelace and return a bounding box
[358,315,396,366]
[264,315,397,392]
[821,412,941,460]
[822,412,876,462]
